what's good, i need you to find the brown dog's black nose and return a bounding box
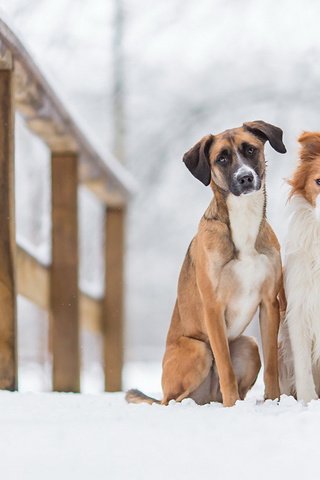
[238,173,254,186]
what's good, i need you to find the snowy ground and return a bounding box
[1,367,319,480]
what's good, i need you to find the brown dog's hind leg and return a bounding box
[211,335,261,402]
[161,336,212,405]
[231,336,261,400]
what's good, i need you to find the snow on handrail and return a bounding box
[0,16,136,206]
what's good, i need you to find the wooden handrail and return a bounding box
[0,17,132,392]
[0,17,136,207]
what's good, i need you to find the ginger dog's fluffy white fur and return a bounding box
[279,132,320,403]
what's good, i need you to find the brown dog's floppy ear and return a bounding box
[243,120,287,154]
[183,134,214,186]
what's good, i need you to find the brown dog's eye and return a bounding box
[217,156,228,165]
[247,146,255,155]
[316,179,320,186]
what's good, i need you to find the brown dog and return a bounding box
[127,121,286,407]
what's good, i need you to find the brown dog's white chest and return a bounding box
[219,190,269,339]
[224,253,269,339]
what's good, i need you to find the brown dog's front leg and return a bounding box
[196,251,239,407]
[204,305,239,407]
[259,297,280,400]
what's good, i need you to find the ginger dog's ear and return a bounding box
[243,120,287,154]
[298,132,320,159]
[287,132,320,198]
[183,134,214,186]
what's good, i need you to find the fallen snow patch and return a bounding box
[0,388,319,480]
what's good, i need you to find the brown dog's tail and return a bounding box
[125,389,161,405]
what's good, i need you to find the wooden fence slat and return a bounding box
[103,207,125,392]
[0,66,17,390]
[80,293,103,333]
[17,246,103,333]
[51,152,80,392]
[16,247,49,311]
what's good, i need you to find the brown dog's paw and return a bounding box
[223,392,240,407]
[264,385,280,401]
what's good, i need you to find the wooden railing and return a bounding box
[0,18,135,392]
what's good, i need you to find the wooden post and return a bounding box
[50,152,80,392]
[0,61,17,390]
[103,206,125,391]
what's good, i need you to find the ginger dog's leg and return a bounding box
[259,297,280,400]
[288,308,317,403]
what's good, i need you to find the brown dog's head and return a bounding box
[183,121,286,196]
[289,132,320,208]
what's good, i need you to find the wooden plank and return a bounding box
[0,39,12,69]
[51,152,80,392]
[84,179,126,208]
[16,246,103,332]
[80,293,103,333]
[103,207,125,392]
[0,67,17,390]
[16,246,49,311]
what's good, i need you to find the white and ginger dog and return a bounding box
[279,132,320,403]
